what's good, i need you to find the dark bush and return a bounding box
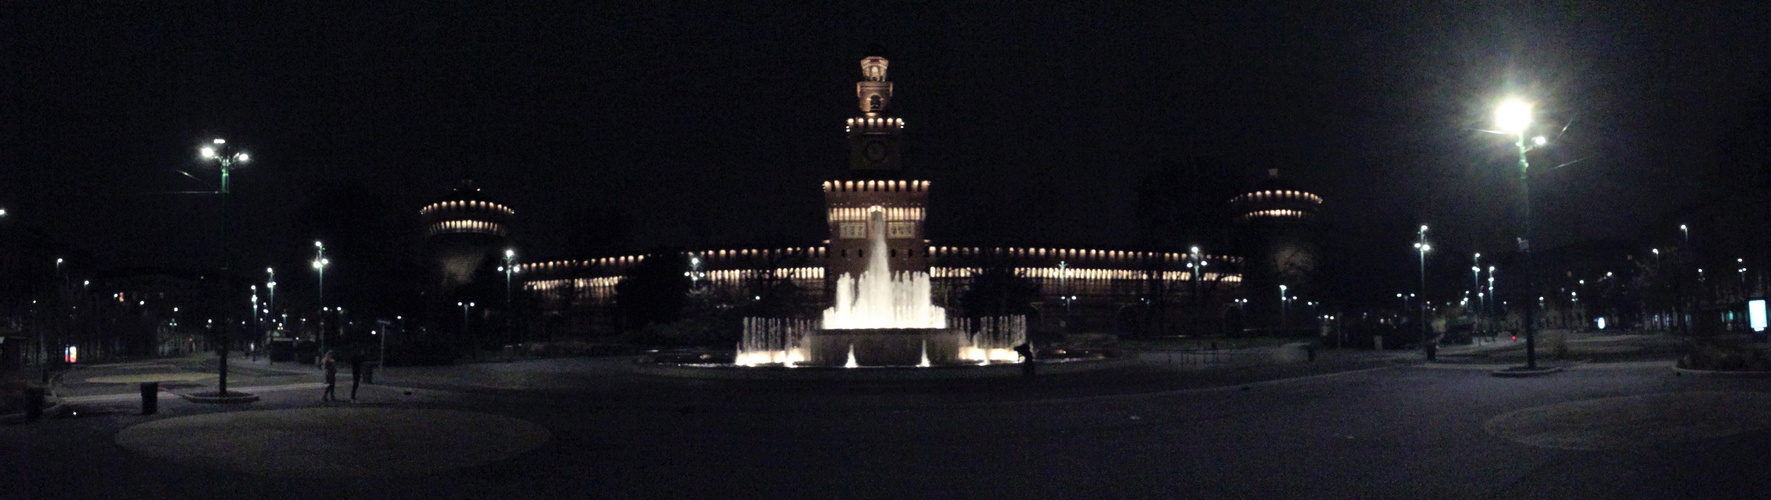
[1678,341,1771,371]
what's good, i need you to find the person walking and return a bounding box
[349,350,365,403]
[1014,342,1037,377]
[320,350,338,402]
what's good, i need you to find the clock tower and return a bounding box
[847,44,904,172]
[825,44,929,283]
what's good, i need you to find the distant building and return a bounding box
[1230,169,1324,332]
[421,179,516,293]
[511,48,1279,339]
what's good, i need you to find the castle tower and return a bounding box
[421,179,515,291]
[826,45,929,283]
[1229,169,1323,332]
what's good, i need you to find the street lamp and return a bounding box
[1058,260,1071,328]
[199,138,251,395]
[1189,246,1206,335]
[1496,97,1547,369]
[265,267,276,351]
[459,301,476,355]
[265,267,276,318]
[312,241,328,307]
[502,248,519,350]
[312,241,330,354]
[1279,284,1288,331]
[1415,225,1432,359]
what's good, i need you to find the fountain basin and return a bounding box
[803,328,967,366]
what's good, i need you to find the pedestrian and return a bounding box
[1014,342,1036,377]
[321,350,337,402]
[349,350,364,403]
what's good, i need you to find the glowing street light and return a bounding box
[198,138,252,394]
[459,301,476,354]
[1279,284,1289,330]
[1415,225,1432,359]
[502,248,520,348]
[312,241,329,307]
[1495,97,1550,369]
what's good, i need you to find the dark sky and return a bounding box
[6,2,1770,306]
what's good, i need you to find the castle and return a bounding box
[422,46,1323,342]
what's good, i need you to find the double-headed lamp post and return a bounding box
[1497,98,1546,369]
[459,301,475,355]
[1415,225,1432,359]
[501,249,519,348]
[312,241,330,354]
[199,138,249,395]
[1279,284,1289,331]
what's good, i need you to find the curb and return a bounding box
[1672,366,1771,377]
[631,357,1135,381]
[1491,366,1565,378]
[0,401,67,424]
[178,391,261,404]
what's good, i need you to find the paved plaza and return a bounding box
[5,334,1770,499]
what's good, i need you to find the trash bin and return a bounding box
[141,382,159,415]
[24,387,45,422]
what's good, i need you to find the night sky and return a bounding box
[6,2,1769,307]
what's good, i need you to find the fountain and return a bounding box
[736,207,1024,367]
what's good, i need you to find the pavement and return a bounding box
[6,333,1769,499]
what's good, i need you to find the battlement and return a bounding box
[845,116,904,134]
[420,200,515,217]
[828,206,923,222]
[822,179,929,193]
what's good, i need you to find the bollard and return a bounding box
[24,387,45,422]
[141,382,159,415]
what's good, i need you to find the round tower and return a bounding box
[421,180,515,291]
[1230,169,1323,332]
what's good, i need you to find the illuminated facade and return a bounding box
[509,47,1335,338]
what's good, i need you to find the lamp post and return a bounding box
[1488,267,1496,335]
[502,249,518,350]
[312,241,329,355]
[459,301,475,356]
[1397,293,1408,321]
[199,138,249,395]
[265,267,276,355]
[1496,98,1545,369]
[1190,246,1205,336]
[1279,284,1288,331]
[1058,260,1070,329]
[1414,225,1432,359]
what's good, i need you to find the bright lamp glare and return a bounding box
[1496,99,1533,134]
[212,138,226,144]
[200,147,216,158]
[237,152,250,162]
[1532,136,1547,146]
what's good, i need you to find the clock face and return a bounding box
[864,141,887,162]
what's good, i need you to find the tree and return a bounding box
[959,258,1041,319]
[613,250,690,332]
